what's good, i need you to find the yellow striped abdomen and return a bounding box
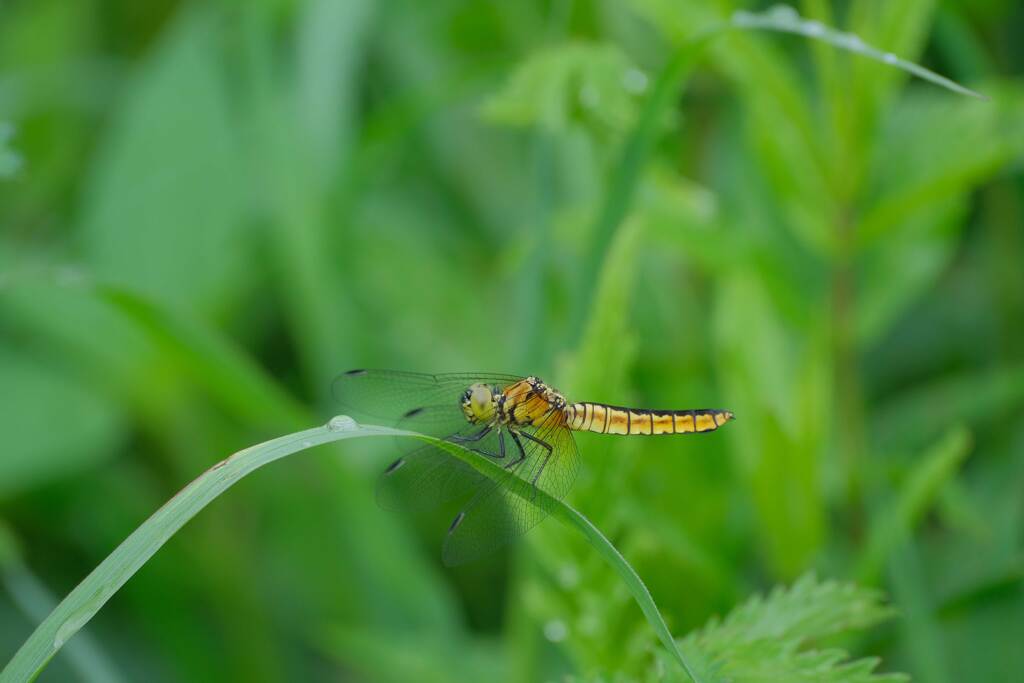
[566,403,733,435]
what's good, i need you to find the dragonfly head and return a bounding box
[462,383,497,423]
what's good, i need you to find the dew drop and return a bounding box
[543,619,568,642]
[731,9,755,24]
[579,612,602,635]
[882,52,899,65]
[557,563,580,588]
[327,415,358,432]
[54,606,95,649]
[837,32,864,50]
[767,4,799,23]
[802,19,825,36]
[301,440,312,449]
[55,266,87,287]
[622,68,648,94]
[579,83,600,109]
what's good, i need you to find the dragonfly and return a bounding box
[332,369,734,566]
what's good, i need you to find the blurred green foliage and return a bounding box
[1,0,1022,681]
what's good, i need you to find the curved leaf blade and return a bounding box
[2,419,698,683]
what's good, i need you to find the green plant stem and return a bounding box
[2,419,699,683]
[832,208,866,537]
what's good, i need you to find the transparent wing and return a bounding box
[376,423,507,512]
[333,370,526,515]
[333,369,581,565]
[442,410,580,566]
[331,369,524,429]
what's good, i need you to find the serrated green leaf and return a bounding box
[680,574,905,683]
[688,574,895,647]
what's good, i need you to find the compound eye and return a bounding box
[470,384,491,408]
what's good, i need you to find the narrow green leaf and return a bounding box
[0,346,122,497]
[857,426,973,583]
[888,542,952,683]
[242,8,355,393]
[318,626,504,683]
[0,521,125,683]
[93,283,311,431]
[730,5,985,99]
[3,419,698,683]
[80,5,251,313]
[571,30,718,343]
[874,365,1024,448]
[0,122,21,178]
[295,0,375,177]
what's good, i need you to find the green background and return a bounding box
[1,0,1022,681]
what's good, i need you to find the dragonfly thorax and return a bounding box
[460,377,568,428]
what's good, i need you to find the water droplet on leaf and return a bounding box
[622,68,648,94]
[802,20,825,36]
[543,619,568,642]
[767,4,799,23]
[327,415,358,432]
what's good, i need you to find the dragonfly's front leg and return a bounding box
[453,424,508,461]
[474,429,506,460]
[450,425,492,444]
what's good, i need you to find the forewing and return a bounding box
[332,369,580,564]
[442,410,580,566]
[335,370,524,510]
[331,369,523,426]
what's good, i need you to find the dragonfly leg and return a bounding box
[451,425,492,443]
[531,451,553,489]
[452,425,506,461]
[519,431,554,495]
[519,430,552,454]
[471,429,506,460]
[506,430,528,470]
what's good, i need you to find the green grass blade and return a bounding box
[3,419,698,683]
[571,30,719,343]
[856,426,973,584]
[422,440,699,681]
[0,523,124,683]
[0,121,21,178]
[731,4,986,99]
[93,283,312,431]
